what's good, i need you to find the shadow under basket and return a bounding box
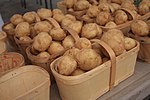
[0,52,25,76]
[129,33,150,63]
[50,39,139,100]
[0,65,50,100]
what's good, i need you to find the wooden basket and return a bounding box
[0,52,25,76]
[0,41,7,54]
[50,39,139,100]
[2,23,19,51]
[129,33,150,63]
[0,65,50,100]
[0,31,7,42]
[139,12,150,21]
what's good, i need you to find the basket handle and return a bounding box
[121,8,137,20]
[90,39,116,90]
[46,17,61,28]
[63,26,80,42]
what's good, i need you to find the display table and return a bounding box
[51,61,150,100]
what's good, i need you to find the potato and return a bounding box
[3,23,15,35]
[76,49,102,71]
[33,32,52,52]
[62,35,75,49]
[92,42,104,57]
[105,21,117,28]
[65,14,76,21]
[68,21,83,34]
[75,38,92,49]
[37,8,52,20]
[74,0,90,11]
[61,15,75,27]
[110,3,121,11]
[87,5,100,18]
[81,14,94,23]
[34,21,53,34]
[30,24,38,38]
[64,0,75,8]
[96,12,111,26]
[121,1,137,11]
[19,36,32,42]
[15,22,30,38]
[49,28,66,41]
[23,12,37,24]
[57,55,77,75]
[71,68,85,76]
[139,3,149,15]
[125,37,136,51]
[131,20,149,36]
[101,29,125,56]
[64,48,80,59]
[53,14,65,23]
[98,3,110,12]
[81,23,102,39]
[37,51,50,59]
[114,10,128,25]
[48,41,65,55]
[10,14,24,26]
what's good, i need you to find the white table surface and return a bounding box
[0,14,4,31]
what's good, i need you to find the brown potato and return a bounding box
[15,22,30,38]
[23,12,37,24]
[138,3,149,15]
[98,3,110,12]
[131,20,149,36]
[105,21,117,28]
[121,1,137,11]
[101,29,125,56]
[65,14,76,21]
[125,37,136,51]
[74,0,90,11]
[37,8,52,20]
[87,5,100,18]
[57,55,77,75]
[64,0,75,8]
[114,10,128,25]
[110,3,121,11]
[62,35,75,49]
[111,0,122,4]
[81,23,102,39]
[34,21,53,34]
[53,14,65,23]
[75,38,92,49]
[48,41,65,55]
[96,12,111,26]
[92,42,104,57]
[33,32,52,52]
[76,49,102,71]
[19,36,32,42]
[49,28,66,41]
[61,15,76,27]
[64,48,80,59]
[71,68,85,76]
[3,23,15,35]
[10,14,24,26]
[68,21,83,34]
[37,51,50,59]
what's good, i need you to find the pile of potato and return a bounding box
[2,6,138,76]
[58,0,150,27]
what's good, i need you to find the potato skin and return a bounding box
[62,35,75,49]
[114,10,128,25]
[3,23,15,35]
[139,3,149,15]
[105,21,117,28]
[37,52,50,59]
[19,36,32,42]
[74,0,90,11]
[68,21,83,34]
[96,12,111,26]
[33,32,52,52]
[71,68,85,76]
[34,21,53,34]
[49,28,66,41]
[48,41,65,55]
[63,48,80,59]
[10,14,24,26]
[87,5,100,18]
[23,12,36,24]
[131,20,149,36]
[15,22,30,38]
[81,23,102,39]
[75,38,92,49]
[76,49,102,71]
[57,56,77,75]
[125,37,136,51]
[101,29,125,56]
[37,8,52,20]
